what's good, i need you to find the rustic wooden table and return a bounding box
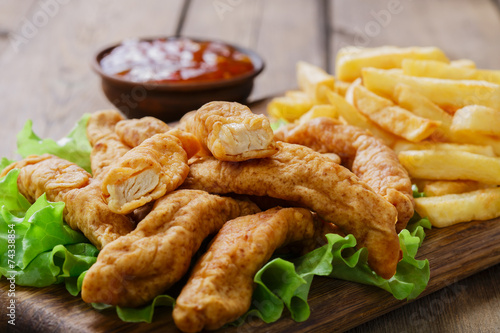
[1,0,499,332]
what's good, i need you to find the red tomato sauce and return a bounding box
[100,38,255,83]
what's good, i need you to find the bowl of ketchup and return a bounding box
[93,37,264,122]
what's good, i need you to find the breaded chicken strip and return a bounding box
[86,110,130,178]
[172,207,316,332]
[185,101,277,161]
[275,117,414,231]
[0,155,134,249]
[86,109,125,146]
[183,142,400,279]
[81,190,260,307]
[115,116,171,148]
[101,131,200,214]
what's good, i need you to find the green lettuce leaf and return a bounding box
[0,170,98,287]
[0,157,16,173]
[270,118,289,131]
[233,215,431,325]
[16,114,92,173]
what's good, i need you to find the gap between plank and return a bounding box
[175,0,192,37]
[320,0,332,73]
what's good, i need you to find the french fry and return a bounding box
[352,85,440,142]
[414,187,500,228]
[398,150,500,184]
[451,105,500,137]
[393,141,496,157]
[450,59,476,69]
[334,79,351,97]
[418,179,494,197]
[325,89,398,146]
[362,67,500,112]
[402,59,500,85]
[335,46,449,82]
[297,61,335,104]
[394,84,453,141]
[267,93,314,122]
[298,104,337,123]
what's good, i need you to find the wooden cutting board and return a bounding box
[2,99,500,332]
[1,217,500,333]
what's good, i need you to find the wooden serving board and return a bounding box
[2,99,500,332]
[1,217,500,333]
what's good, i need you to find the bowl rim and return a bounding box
[92,36,265,92]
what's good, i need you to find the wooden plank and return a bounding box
[2,213,500,332]
[182,0,326,101]
[0,0,35,53]
[329,0,500,71]
[0,0,185,159]
[251,0,326,100]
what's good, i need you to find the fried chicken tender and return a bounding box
[86,110,130,178]
[115,116,171,147]
[0,155,134,249]
[101,132,197,214]
[183,142,400,279]
[81,190,260,307]
[86,109,125,146]
[172,207,316,332]
[185,101,277,161]
[275,117,414,231]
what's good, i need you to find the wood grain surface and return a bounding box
[1,0,500,332]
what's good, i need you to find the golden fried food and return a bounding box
[86,109,125,146]
[0,155,134,249]
[114,117,201,158]
[86,110,130,178]
[275,117,414,231]
[172,207,316,332]
[183,142,401,279]
[81,190,260,307]
[101,132,192,214]
[115,116,171,147]
[185,101,277,161]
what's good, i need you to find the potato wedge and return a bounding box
[394,84,453,141]
[393,141,495,157]
[414,187,500,228]
[297,61,335,104]
[402,59,500,85]
[336,46,448,82]
[298,104,337,123]
[362,68,500,112]
[325,89,398,146]
[353,85,440,142]
[451,105,500,137]
[399,150,500,184]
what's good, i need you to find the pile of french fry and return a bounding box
[268,46,500,228]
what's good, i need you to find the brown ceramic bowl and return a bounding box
[92,37,265,122]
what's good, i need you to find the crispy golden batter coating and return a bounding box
[86,109,125,146]
[115,116,171,148]
[86,110,130,178]
[183,142,400,279]
[0,155,134,248]
[185,101,277,161]
[172,207,316,332]
[81,190,260,307]
[101,132,191,214]
[275,117,414,231]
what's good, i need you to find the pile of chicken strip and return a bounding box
[0,101,414,333]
